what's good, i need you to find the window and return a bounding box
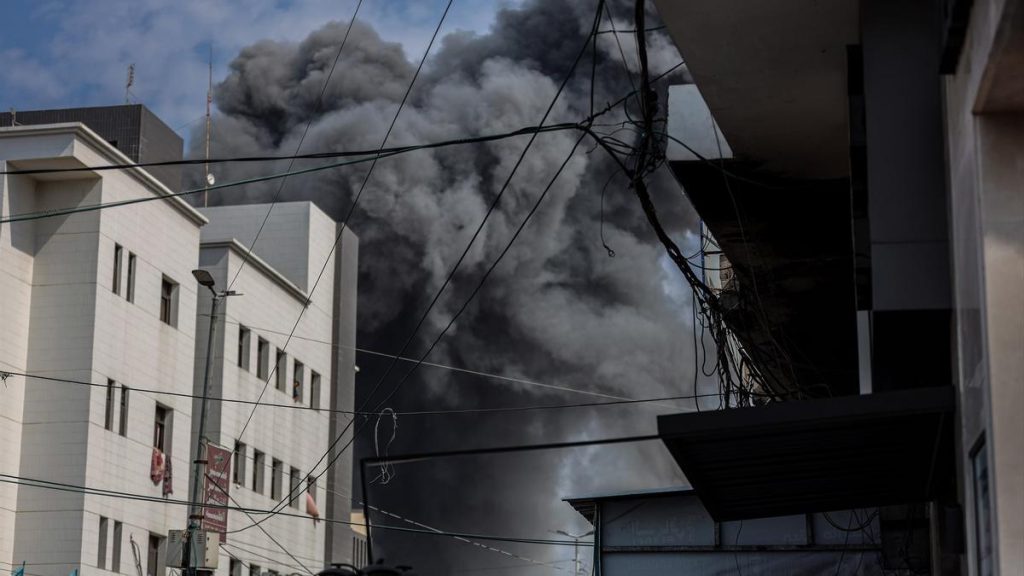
[310,371,321,411]
[257,338,270,379]
[98,516,108,569]
[252,450,265,494]
[159,276,178,326]
[153,405,170,452]
[113,244,123,295]
[268,571,280,576]
[249,564,261,576]
[238,326,251,370]
[112,521,122,572]
[289,467,300,508]
[233,441,247,485]
[146,533,164,576]
[271,459,283,500]
[126,253,137,302]
[275,350,287,391]
[292,360,304,403]
[104,379,116,431]
[118,386,130,437]
[229,558,242,576]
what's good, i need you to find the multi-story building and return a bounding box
[648,0,1021,574]
[0,119,205,576]
[193,202,359,576]
[1,107,360,576]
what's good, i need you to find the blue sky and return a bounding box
[0,0,515,138]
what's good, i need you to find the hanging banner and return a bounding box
[201,443,232,539]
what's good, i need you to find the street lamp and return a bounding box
[185,270,239,576]
[552,529,594,576]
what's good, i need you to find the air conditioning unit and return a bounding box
[167,530,220,569]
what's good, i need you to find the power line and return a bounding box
[234,0,455,442]
[362,432,660,467]
[220,317,690,408]
[0,473,595,547]
[227,0,467,534]
[0,124,578,179]
[235,38,689,537]
[2,362,704,422]
[362,502,564,572]
[221,543,307,575]
[235,0,613,538]
[0,124,579,225]
[226,0,365,291]
[1,369,707,419]
[207,474,315,576]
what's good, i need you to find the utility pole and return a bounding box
[553,529,594,576]
[184,269,238,576]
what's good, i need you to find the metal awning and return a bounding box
[657,388,955,522]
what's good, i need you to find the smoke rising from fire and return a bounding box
[190,1,703,573]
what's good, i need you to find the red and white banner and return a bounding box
[201,443,232,539]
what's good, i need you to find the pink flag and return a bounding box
[150,449,165,485]
[306,492,320,524]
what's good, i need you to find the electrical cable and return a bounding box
[0,124,573,179]
[221,543,307,576]
[2,369,708,418]
[226,0,364,292]
[233,0,455,443]
[361,502,565,572]
[0,123,579,225]
[207,474,315,576]
[0,473,597,547]
[228,0,614,537]
[224,317,695,406]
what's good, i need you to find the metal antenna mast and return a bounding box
[125,64,135,104]
[203,46,214,207]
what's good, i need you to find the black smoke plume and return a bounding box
[190,1,704,573]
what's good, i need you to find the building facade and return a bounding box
[0,121,206,576]
[193,202,359,575]
[941,1,1024,573]
[1,110,360,576]
[652,0,1022,574]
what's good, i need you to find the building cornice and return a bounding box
[200,238,310,306]
[0,122,208,226]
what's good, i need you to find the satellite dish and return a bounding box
[206,173,216,186]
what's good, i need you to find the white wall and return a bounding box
[0,124,204,576]
[944,2,1024,573]
[194,202,356,574]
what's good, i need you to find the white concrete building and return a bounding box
[193,202,358,576]
[1,113,359,576]
[0,121,206,576]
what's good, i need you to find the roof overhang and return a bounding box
[564,487,693,526]
[653,0,858,179]
[0,123,207,226]
[657,387,956,522]
[200,238,310,305]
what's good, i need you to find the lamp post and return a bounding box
[185,269,238,576]
[553,529,594,576]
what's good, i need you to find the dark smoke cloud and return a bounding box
[190,1,705,573]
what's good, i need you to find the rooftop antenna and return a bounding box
[203,46,214,207]
[125,64,136,104]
